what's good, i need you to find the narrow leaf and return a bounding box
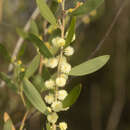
[30,20,39,36]
[0,72,18,92]
[71,0,104,16]
[65,17,76,47]
[36,0,57,25]
[28,33,53,58]
[42,67,51,81]
[25,54,40,78]
[69,55,110,76]
[32,74,45,92]
[23,78,48,115]
[62,84,82,108]
[17,42,27,59]
[0,44,11,62]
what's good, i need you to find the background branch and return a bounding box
[106,0,128,130]
[88,0,126,59]
[0,8,40,87]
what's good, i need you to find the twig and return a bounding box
[19,110,29,130]
[87,1,126,59]
[106,1,128,130]
[0,8,40,87]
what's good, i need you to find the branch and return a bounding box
[0,8,40,87]
[87,1,126,59]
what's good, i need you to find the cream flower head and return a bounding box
[59,122,68,130]
[51,101,63,112]
[64,46,74,56]
[44,93,54,104]
[60,62,71,74]
[52,37,65,47]
[47,112,58,124]
[58,90,68,101]
[46,58,58,68]
[45,79,55,89]
[56,76,67,87]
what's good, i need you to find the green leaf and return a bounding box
[65,17,76,47]
[32,74,45,92]
[69,55,110,76]
[28,33,53,58]
[0,72,18,92]
[0,44,11,62]
[23,78,48,115]
[3,120,12,130]
[25,54,40,78]
[71,0,104,16]
[50,0,59,15]
[17,42,27,59]
[36,0,57,25]
[30,20,39,36]
[62,84,82,108]
[16,28,28,38]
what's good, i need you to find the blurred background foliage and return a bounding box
[0,0,130,130]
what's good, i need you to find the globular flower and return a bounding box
[44,93,54,104]
[46,58,58,68]
[59,122,68,130]
[47,112,58,124]
[58,90,68,101]
[60,74,68,80]
[56,76,66,87]
[60,62,71,74]
[51,101,63,112]
[52,37,65,47]
[64,46,74,56]
[45,79,55,89]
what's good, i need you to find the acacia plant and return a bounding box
[0,0,110,129]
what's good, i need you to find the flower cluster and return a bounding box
[42,35,75,129]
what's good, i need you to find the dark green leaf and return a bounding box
[28,33,53,58]
[36,0,57,25]
[0,72,18,92]
[71,0,104,16]
[42,67,51,81]
[65,17,76,47]
[0,44,11,62]
[25,54,40,78]
[62,84,82,108]
[23,78,48,115]
[30,20,39,36]
[50,0,59,15]
[69,55,110,76]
